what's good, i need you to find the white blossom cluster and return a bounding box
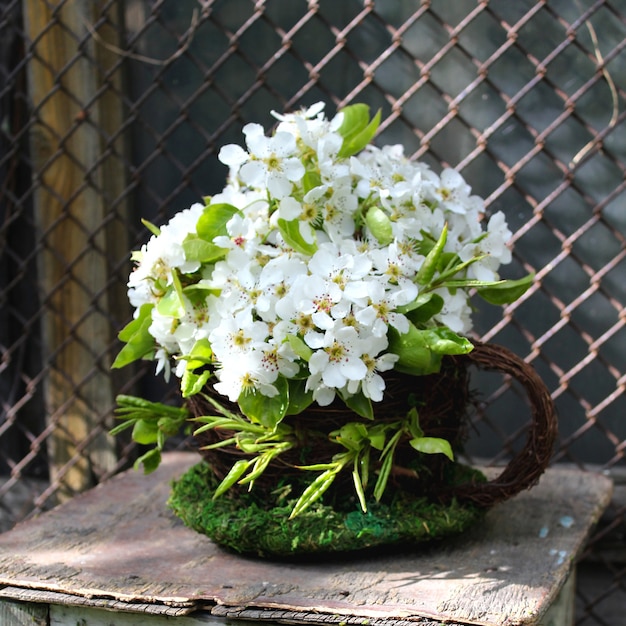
[126,103,513,409]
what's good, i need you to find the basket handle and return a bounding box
[448,340,558,508]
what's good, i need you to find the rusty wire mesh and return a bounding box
[0,0,625,622]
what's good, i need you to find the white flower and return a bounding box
[458,211,512,282]
[161,202,205,241]
[434,168,484,215]
[214,351,278,401]
[347,335,398,401]
[434,288,472,334]
[258,341,300,381]
[218,143,249,173]
[311,183,357,242]
[127,204,204,309]
[212,213,261,254]
[303,372,337,406]
[153,348,173,382]
[288,273,348,331]
[369,242,418,286]
[237,123,305,198]
[209,311,268,358]
[308,324,367,389]
[277,196,319,244]
[122,102,520,410]
[257,255,307,320]
[202,246,264,316]
[355,277,417,337]
[271,101,326,128]
[308,242,372,305]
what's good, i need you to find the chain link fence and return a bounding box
[1,0,625,622]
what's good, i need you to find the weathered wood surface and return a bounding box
[47,604,218,626]
[22,0,129,498]
[0,453,613,626]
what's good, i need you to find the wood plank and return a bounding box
[47,603,470,626]
[21,0,127,499]
[0,599,48,626]
[49,604,211,625]
[539,571,575,626]
[0,586,191,617]
[0,453,613,626]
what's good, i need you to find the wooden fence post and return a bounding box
[22,0,129,499]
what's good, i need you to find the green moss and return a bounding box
[168,462,486,558]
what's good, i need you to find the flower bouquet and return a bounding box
[112,103,556,557]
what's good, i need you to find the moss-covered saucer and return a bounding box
[168,459,486,558]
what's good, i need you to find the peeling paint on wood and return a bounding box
[0,453,613,626]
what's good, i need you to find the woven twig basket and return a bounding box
[189,340,557,509]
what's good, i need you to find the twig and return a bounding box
[570,13,619,167]
[84,6,202,66]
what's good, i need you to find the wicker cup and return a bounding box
[190,340,558,509]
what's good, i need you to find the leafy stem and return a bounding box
[192,393,296,499]
[111,395,191,473]
[288,410,455,518]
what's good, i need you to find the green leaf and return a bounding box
[401,293,444,325]
[380,427,403,459]
[432,256,485,286]
[337,104,382,158]
[409,436,454,461]
[192,393,247,423]
[155,286,183,318]
[476,273,534,305]
[240,443,292,486]
[199,436,238,451]
[117,304,153,342]
[108,419,136,437]
[289,467,339,518]
[416,223,447,286]
[131,419,159,445]
[112,304,155,369]
[364,206,393,245]
[183,338,213,369]
[373,450,394,501]
[302,170,322,194]
[193,414,263,436]
[338,103,370,140]
[406,407,424,439]
[141,218,161,237]
[388,323,472,375]
[420,328,474,355]
[359,446,370,488]
[295,462,337,471]
[286,334,313,361]
[239,452,273,486]
[213,459,253,499]
[387,324,442,376]
[366,423,388,450]
[331,422,369,452]
[277,218,318,256]
[134,448,162,474]
[285,378,314,415]
[352,461,368,512]
[238,376,289,428]
[196,203,241,241]
[181,369,211,398]
[157,416,186,437]
[341,389,374,420]
[114,394,190,419]
[183,235,227,263]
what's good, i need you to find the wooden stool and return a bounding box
[0,452,612,626]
